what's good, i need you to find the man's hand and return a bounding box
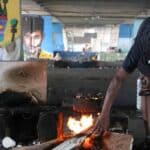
[90,113,110,138]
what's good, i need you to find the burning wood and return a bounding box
[52,135,87,150]
[11,131,133,150]
[52,131,133,150]
[54,111,133,150]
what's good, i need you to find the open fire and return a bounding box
[11,111,133,150]
[54,111,133,150]
[66,114,102,149]
[67,114,94,134]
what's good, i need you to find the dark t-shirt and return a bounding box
[123,17,150,76]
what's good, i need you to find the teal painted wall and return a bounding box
[41,16,64,52]
[118,24,133,52]
[132,19,143,38]
[118,19,144,52]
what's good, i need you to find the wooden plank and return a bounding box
[12,138,62,150]
[103,132,133,150]
[52,135,87,150]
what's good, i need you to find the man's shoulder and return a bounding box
[39,50,53,59]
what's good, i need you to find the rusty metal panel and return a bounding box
[0,61,48,104]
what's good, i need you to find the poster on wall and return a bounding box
[22,15,53,60]
[0,0,21,60]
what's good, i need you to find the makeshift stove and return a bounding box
[52,93,132,150]
[53,107,132,150]
[11,105,133,150]
[58,93,129,136]
[6,92,133,150]
[57,93,103,139]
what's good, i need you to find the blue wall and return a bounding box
[119,24,133,38]
[41,16,64,53]
[118,19,144,52]
[41,16,53,52]
[52,23,64,51]
[132,19,143,38]
[118,24,133,52]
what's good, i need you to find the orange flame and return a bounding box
[67,115,94,134]
[83,137,94,149]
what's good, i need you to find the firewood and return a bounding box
[52,132,133,150]
[52,135,87,150]
[11,134,85,150]
[11,138,63,150]
[11,134,81,150]
[11,132,133,150]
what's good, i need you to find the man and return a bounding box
[92,17,150,140]
[22,15,53,60]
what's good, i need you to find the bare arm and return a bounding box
[101,67,130,115]
[91,67,130,136]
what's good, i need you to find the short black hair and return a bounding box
[22,15,44,35]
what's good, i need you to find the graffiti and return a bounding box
[0,0,20,60]
[0,0,8,41]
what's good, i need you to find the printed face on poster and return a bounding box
[22,15,53,60]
